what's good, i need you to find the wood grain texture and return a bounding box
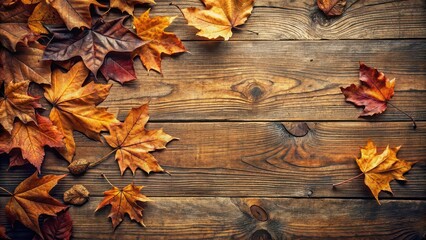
[131,0,426,40]
[0,197,424,239]
[102,40,426,121]
[1,122,424,198]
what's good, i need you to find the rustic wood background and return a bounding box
[1,0,426,239]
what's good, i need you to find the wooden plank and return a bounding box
[1,122,424,198]
[102,40,426,121]
[0,197,424,239]
[129,0,426,40]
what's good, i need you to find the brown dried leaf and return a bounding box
[317,0,346,16]
[111,0,154,14]
[63,184,89,206]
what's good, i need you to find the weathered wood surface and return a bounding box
[0,197,424,239]
[104,40,426,121]
[137,0,426,40]
[1,122,424,198]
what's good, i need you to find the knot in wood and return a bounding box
[310,11,334,27]
[231,79,273,102]
[250,229,272,240]
[250,205,269,222]
[283,122,310,137]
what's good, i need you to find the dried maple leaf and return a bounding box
[0,2,38,51]
[334,140,416,204]
[111,0,154,15]
[5,172,67,237]
[103,104,176,175]
[95,178,151,229]
[317,0,346,16]
[0,225,10,240]
[44,61,119,162]
[0,42,52,85]
[33,209,73,240]
[28,1,63,34]
[341,63,395,116]
[180,0,254,40]
[0,81,41,133]
[43,17,146,76]
[99,53,136,84]
[133,9,186,73]
[0,114,64,172]
[22,0,104,30]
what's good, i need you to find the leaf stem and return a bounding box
[101,173,114,188]
[89,149,117,167]
[0,186,13,196]
[169,2,185,17]
[333,172,364,187]
[233,26,259,35]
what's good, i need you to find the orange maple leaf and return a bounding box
[0,81,41,133]
[181,0,254,40]
[334,140,416,204]
[95,177,151,229]
[4,172,67,237]
[133,9,187,73]
[103,104,176,175]
[317,0,346,16]
[0,115,64,172]
[341,63,395,117]
[44,61,119,162]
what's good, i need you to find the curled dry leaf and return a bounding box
[0,115,65,172]
[317,0,346,17]
[0,81,41,133]
[103,104,176,175]
[0,1,38,51]
[33,209,73,240]
[181,0,254,40]
[43,17,146,76]
[64,184,90,206]
[96,181,151,229]
[341,63,395,117]
[67,158,90,175]
[133,9,186,73]
[44,61,119,162]
[5,172,67,237]
[0,42,52,85]
[111,0,154,15]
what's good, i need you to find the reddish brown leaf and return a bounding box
[0,81,41,133]
[44,61,119,162]
[0,115,65,172]
[103,104,176,175]
[341,63,395,116]
[5,172,67,237]
[0,2,38,51]
[0,225,10,240]
[317,0,346,16]
[181,0,254,40]
[8,149,29,168]
[43,17,146,76]
[33,209,73,240]
[133,9,186,73]
[0,42,52,85]
[100,53,136,84]
[95,182,151,229]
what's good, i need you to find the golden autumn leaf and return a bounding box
[4,172,67,237]
[28,1,63,34]
[95,178,151,229]
[334,140,416,204]
[44,61,119,162]
[0,81,41,133]
[111,0,154,15]
[0,115,64,172]
[133,9,186,73]
[181,0,254,40]
[103,104,176,175]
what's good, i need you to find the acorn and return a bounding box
[68,159,90,175]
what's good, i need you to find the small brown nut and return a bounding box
[68,159,90,175]
[64,184,90,206]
